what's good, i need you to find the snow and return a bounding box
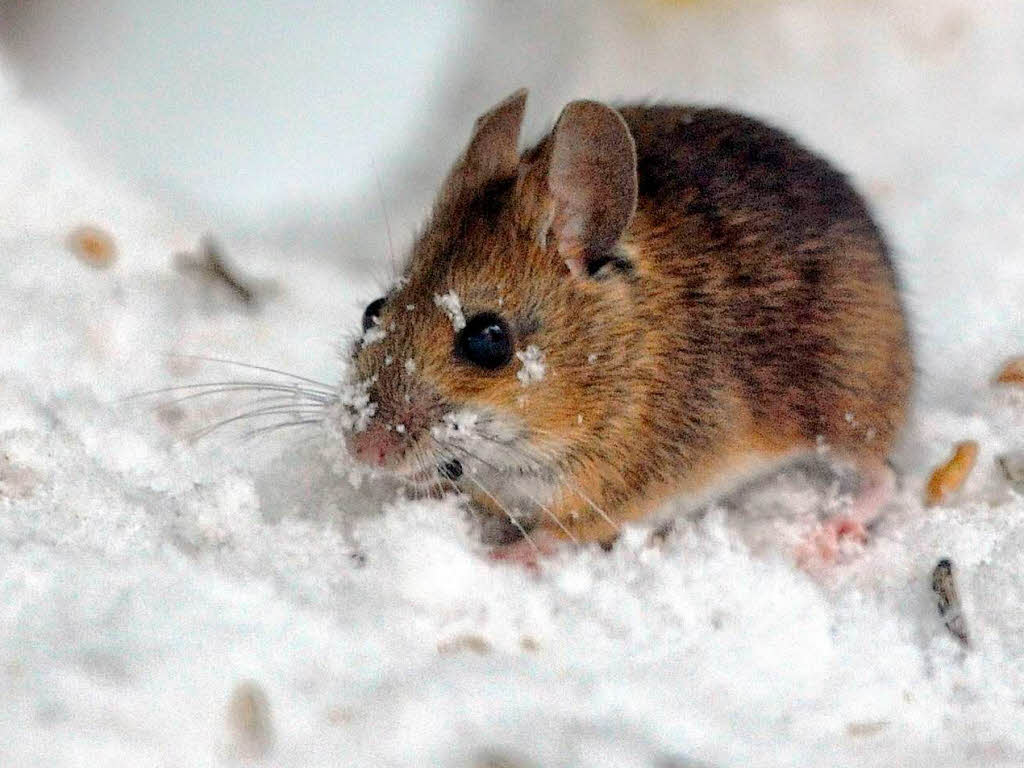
[431,411,481,443]
[434,290,466,332]
[515,345,547,386]
[360,323,387,347]
[333,380,375,434]
[2,2,1024,766]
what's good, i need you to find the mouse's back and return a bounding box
[616,104,913,463]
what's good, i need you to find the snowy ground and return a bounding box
[2,2,1024,766]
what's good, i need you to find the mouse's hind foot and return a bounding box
[796,460,895,570]
[489,529,562,569]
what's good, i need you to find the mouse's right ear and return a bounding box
[438,89,528,206]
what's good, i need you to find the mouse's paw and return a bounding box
[796,461,896,571]
[796,516,869,569]
[490,529,562,569]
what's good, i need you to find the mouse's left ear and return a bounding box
[440,89,528,205]
[542,100,637,277]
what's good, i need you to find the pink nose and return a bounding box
[349,425,404,468]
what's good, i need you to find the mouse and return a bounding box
[336,88,913,566]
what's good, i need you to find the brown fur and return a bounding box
[347,93,913,544]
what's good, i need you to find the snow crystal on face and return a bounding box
[516,345,546,386]
[433,290,465,331]
[404,358,416,374]
[430,410,479,442]
[361,323,386,346]
[587,353,598,364]
[333,379,377,433]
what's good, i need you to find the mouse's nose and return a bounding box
[349,424,404,468]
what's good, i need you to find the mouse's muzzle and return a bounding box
[347,423,405,468]
[336,374,447,477]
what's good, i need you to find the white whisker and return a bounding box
[427,435,537,551]
[164,354,335,389]
[237,419,324,443]
[126,382,335,405]
[188,405,326,442]
[463,474,538,553]
[436,436,578,544]
[370,156,398,279]
[469,428,620,535]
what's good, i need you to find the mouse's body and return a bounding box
[339,90,912,562]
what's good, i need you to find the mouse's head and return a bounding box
[336,89,640,487]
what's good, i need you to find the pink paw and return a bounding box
[490,530,562,569]
[796,462,895,571]
[796,516,869,570]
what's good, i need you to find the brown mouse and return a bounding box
[337,89,913,565]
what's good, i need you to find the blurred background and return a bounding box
[1,0,585,249]
[1,0,1022,397]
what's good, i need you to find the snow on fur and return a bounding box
[515,345,546,386]
[433,290,466,331]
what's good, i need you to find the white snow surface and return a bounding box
[3,3,1024,767]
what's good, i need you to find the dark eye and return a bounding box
[456,312,513,370]
[362,297,386,331]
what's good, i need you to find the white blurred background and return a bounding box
[1,1,582,246]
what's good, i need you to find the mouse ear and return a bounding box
[441,89,528,203]
[544,100,637,276]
